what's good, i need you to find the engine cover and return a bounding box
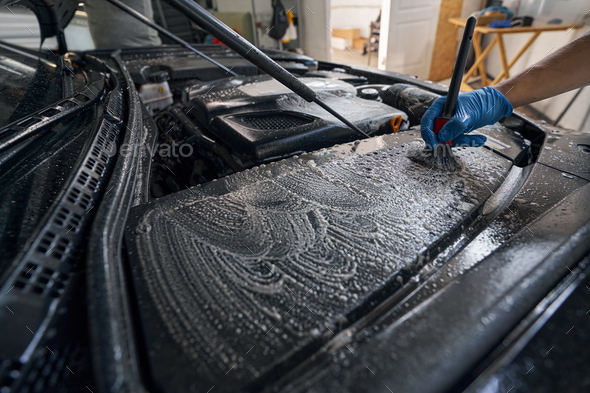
[183,75,408,162]
[124,133,512,392]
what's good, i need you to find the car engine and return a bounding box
[134,62,448,197]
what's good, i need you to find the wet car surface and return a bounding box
[125,135,510,391]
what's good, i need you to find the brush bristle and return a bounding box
[408,144,464,172]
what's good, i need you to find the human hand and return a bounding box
[420,86,513,149]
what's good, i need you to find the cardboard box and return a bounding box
[332,28,360,40]
[352,37,368,49]
[331,36,352,50]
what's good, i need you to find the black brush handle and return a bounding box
[440,16,477,120]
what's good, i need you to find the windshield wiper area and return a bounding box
[0,63,107,164]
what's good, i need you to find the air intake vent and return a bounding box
[234,113,314,130]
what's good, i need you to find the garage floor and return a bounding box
[331,47,378,68]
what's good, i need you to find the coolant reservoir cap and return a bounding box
[359,88,379,100]
[149,70,170,83]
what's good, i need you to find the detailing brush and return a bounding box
[409,143,464,172]
[410,16,477,172]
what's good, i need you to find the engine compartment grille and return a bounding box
[235,113,314,130]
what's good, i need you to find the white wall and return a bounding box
[461,0,485,17]
[298,0,331,61]
[484,26,590,130]
[215,0,271,14]
[330,0,381,38]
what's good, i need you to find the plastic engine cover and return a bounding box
[183,75,408,162]
[125,132,512,392]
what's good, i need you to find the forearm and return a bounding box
[494,30,590,108]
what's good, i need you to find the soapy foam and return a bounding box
[129,140,510,387]
[407,144,464,172]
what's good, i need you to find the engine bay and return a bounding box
[143,70,432,197]
[121,48,532,199]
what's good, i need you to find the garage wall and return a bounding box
[298,0,331,61]
[215,0,276,48]
[214,0,302,50]
[484,26,590,130]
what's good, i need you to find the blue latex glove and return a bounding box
[421,86,513,149]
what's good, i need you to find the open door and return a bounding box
[378,0,442,79]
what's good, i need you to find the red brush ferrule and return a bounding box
[433,117,452,145]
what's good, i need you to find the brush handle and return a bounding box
[433,118,452,145]
[441,16,477,119]
[433,16,477,147]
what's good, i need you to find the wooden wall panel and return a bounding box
[428,0,464,81]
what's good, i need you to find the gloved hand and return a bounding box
[421,86,513,148]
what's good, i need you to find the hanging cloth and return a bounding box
[268,0,289,40]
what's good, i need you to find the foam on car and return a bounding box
[125,136,511,391]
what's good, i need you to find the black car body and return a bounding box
[1,2,589,393]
